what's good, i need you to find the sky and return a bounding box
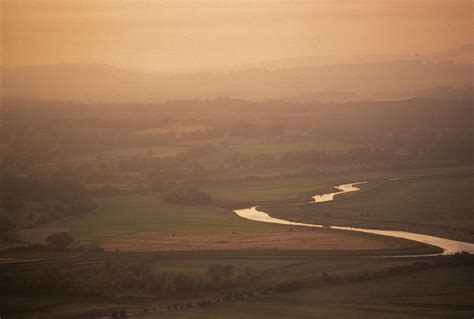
[1,0,473,71]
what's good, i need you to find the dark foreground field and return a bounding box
[1,251,473,319]
[152,266,474,319]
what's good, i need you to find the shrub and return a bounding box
[45,232,74,251]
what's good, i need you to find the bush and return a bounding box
[206,264,234,284]
[46,232,74,251]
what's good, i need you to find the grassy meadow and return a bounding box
[266,171,474,242]
[13,193,431,253]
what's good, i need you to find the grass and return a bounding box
[204,165,473,205]
[61,194,418,252]
[267,173,474,242]
[65,194,282,242]
[204,176,333,204]
[11,192,430,253]
[227,141,360,155]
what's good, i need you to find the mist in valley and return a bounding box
[1,1,473,318]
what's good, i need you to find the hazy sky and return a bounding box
[1,0,472,71]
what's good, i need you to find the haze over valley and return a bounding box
[1,1,473,318]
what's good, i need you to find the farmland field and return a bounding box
[14,193,433,253]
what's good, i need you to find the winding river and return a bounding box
[234,182,474,256]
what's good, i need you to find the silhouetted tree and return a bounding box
[46,232,74,251]
[206,264,234,283]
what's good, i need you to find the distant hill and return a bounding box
[237,54,406,71]
[237,43,473,70]
[0,63,147,102]
[282,86,473,103]
[424,43,474,64]
[392,86,473,101]
[282,91,361,103]
[1,60,472,103]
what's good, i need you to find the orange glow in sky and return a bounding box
[1,0,472,70]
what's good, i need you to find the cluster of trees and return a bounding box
[45,232,74,251]
[161,184,213,205]
[0,176,97,219]
[90,261,257,295]
[206,264,235,284]
[97,134,473,206]
[4,97,471,168]
[3,252,471,302]
[257,253,474,297]
[8,232,76,252]
[428,133,473,162]
[320,253,474,284]
[0,176,97,233]
[2,268,80,296]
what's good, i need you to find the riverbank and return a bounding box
[235,178,474,255]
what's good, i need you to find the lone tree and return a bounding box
[46,232,74,251]
[206,264,234,283]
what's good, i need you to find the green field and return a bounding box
[204,165,473,205]
[202,169,389,204]
[267,173,474,242]
[49,194,424,253]
[203,176,333,204]
[65,194,282,242]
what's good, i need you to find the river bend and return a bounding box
[234,182,474,255]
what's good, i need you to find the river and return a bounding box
[233,181,474,256]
